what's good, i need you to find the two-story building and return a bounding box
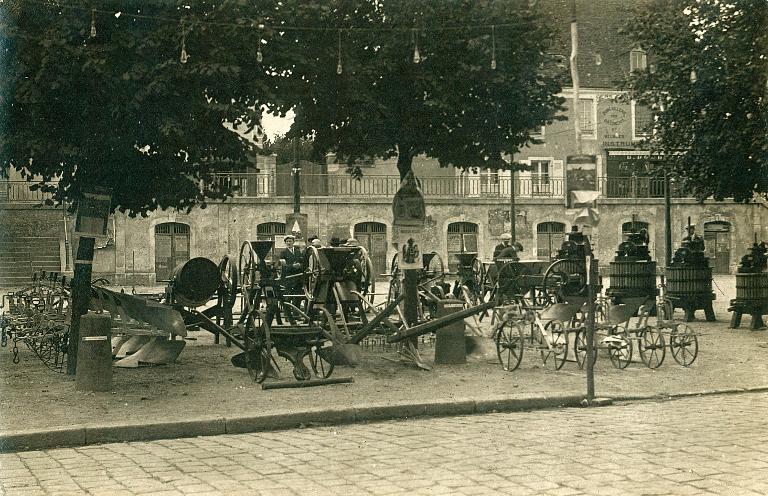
[2,0,766,287]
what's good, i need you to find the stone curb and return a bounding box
[2,387,767,453]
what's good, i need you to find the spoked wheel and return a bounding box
[540,320,568,370]
[542,259,587,304]
[607,329,633,369]
[638,326,666,369]
[669,323,698,367]
[238,241,259,315]
[244,329,270,383]
[469,258,486,303]
[307,342,335,378]
[304,246,322,300]
[218,255,239,308]
[495,320,525,371]
[574,329,597,370]
[358,250,376,303]
[496,261,532,303]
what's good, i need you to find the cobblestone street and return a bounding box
[2,392,768,496]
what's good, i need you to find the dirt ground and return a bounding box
[2,276,767,433]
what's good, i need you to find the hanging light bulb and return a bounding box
[256,24,264,63]
[180,24,189,64]
[90,9,97,38]
[412,29,420,64]
[491,25,497,70]
[689,68,697,83]
[336,29,343,75]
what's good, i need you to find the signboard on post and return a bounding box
[394,226,424,271]
[566,154,597,208]
[75,187,112,236]
[393,171,426,271]
[285,213,309,244]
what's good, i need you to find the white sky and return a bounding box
[261,108,295,140]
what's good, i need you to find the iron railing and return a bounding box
[1,175,689,204]
[0,182,55,203]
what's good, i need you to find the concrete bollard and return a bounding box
[75,313,112,392]
[434,299,467,364]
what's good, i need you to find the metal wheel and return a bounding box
[574,329,597,369]
[304,246,322,300]
[358,250,376,303]
[542,259,587,304]
[607,329,633,369]
[638,326,666,369]
[540,320,568,370]
[495,320,525,371]
[244,326,270,383]
[469,257,485,303]
[308,342,335,378]
[218,255,239,307]
[238,241,259,316]
[670,323,698,367]
[387,253,401,306]
[495,262,532,303]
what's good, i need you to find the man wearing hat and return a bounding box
[277,234,305,299]
[683,223,705,252]
[494,233,514,260]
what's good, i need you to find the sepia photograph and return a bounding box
[1,0,767,494]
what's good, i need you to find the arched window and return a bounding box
[155,222,190,281]
[537,222,566,260]
[354,222,387,279]
[703,221,732,274]
[447,222,478,271]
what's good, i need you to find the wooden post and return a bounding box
[75,312,112,391]
[67,236,95,375]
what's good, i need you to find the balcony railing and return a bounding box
[0,181,55,203]
[1,176,688,205]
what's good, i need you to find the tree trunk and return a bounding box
[396,152,414,181]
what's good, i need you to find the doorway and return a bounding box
[155,222,190,282]
[703,221,731,274]
[354,222,388,279]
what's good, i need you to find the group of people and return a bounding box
[276,234,362,296]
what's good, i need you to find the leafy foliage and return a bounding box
[0,0,298,216]
[623,0,768,202]
[1,0,564,215]
[281,0,565,179]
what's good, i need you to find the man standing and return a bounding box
[493,233,513,260]
[277,234,304,298]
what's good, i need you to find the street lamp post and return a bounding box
[509,169,516,242]
[292,137,300,214]
[664,171,672,266]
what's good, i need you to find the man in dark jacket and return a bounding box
[277,234,304,298]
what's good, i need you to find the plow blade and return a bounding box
[113,337,186,368]
[112,335,152,357]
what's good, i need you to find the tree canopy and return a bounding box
[0,0,301,216]
[284,0,565,179]
[1,0,564,215]
[623,0,768,203]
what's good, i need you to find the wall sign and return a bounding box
[75,187,112,237]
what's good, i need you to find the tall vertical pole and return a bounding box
[570,0,595,402]
[664,171,672,265]
[569,0,582,156]
[292,137,300,214]
[509,169,517,243]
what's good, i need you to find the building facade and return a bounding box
[2,0,767,286]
